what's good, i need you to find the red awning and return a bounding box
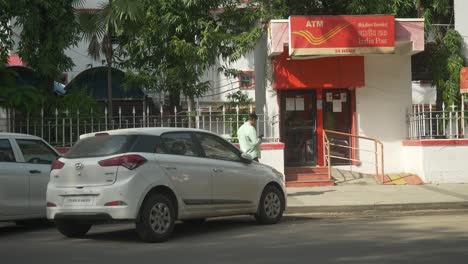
[7,54,25,66]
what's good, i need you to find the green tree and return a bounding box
[120,0,262,110]
[77,0,140,119]
[14,0,81,113]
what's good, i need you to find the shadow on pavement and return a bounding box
[0,221,55,237]
[288,190,335,197]
[83,215,321,243]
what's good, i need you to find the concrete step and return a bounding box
[285,166,329,174]
[286,180,335,188]
[286,173,330,181]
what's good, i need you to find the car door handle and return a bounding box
[29,170,41,174]
[213,168,223,173]
[164,167,177,171]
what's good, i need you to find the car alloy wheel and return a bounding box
[149,202,172,234]
[264,192,281,219]
[136,193,176,243]
[255,185,284,225]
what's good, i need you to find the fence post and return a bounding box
[40,108,44,138]
[69,109,73,146]
[160,105,164,127]
[174,106,178,128]
[62,110,67,147]
[188,102,192,128]
[209,106,212,132]
[147,107,150,127]
[91,108,94,133]
[429,104,433,139]
[55,109,58,144]
[456,110,459,139]
[132,107,136,128]
[263,105,267,139]
[222,105,226,135]
[26,112,30,134]
[77,109,80,141]
[196,105,200,129]
[236,105,239,132]
[442,103,446,137]
[119,107,122,128]
[105,107,108,131]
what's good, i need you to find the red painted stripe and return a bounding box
[403,140,468,146]
[234,143,285,150]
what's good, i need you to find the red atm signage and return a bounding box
[461,67,468,94]
[289,15,395,56]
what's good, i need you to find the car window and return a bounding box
[195,133,241,162]
[65,135,136,158]
[0,139,16,162]
[16,139,57,164]
[157,133,198,157]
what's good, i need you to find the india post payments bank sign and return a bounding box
[461,67,468,94]
[289,15,395,56]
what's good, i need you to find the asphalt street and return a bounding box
[1,212,468,264]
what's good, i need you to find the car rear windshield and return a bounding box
[65,134,160,158]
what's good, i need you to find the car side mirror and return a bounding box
[240,153,253,163]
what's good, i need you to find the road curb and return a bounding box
[285,202,468,214]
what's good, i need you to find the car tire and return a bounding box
[55,221,92,238]
[183,218,206,225]
[136,194,176,243]
[255,185,285,225]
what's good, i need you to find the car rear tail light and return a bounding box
[104,201,127,206]
[47,202,57,207]
[98,155,147,170]
[51,160,65,170]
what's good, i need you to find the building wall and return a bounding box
[455,0,468,59]
[355,54,412,174]
[404,144,468,183]
[412,81,436,105]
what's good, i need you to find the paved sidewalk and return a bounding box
[286,184,468,214]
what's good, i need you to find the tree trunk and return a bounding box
[107,0,113,122]
[107,59,113,120]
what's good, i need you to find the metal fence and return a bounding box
[407,104,467,140]
[0,105,279,147]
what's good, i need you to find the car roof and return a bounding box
[79,127,218,139]
[0,132,42,140]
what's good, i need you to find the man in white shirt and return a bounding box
[237,113,262,162]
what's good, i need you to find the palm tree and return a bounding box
[77,0,140,120]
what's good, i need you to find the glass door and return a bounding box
[282,91,317,166]
[323,89,352,165]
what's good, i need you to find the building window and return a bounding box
[239,71,255,89]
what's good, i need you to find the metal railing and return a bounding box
[323,129,385,184]
[408,104,467,140]
[0,105,279,147]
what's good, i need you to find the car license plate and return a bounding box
[63,196,95,207]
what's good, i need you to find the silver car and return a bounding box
[0,133,59,224]
[47,128,286,242]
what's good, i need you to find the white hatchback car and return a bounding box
[47,128,286,242]
[0,133,59,224]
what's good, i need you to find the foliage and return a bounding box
[222,91,254,142]
[266,0,417,19]
[14,0,80,111]
[223,90,254,110]
[119,0,262,110]
[76,0,141,117]
[0,68,42,113]
[432,29,464,107]
[56,88,101,116]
